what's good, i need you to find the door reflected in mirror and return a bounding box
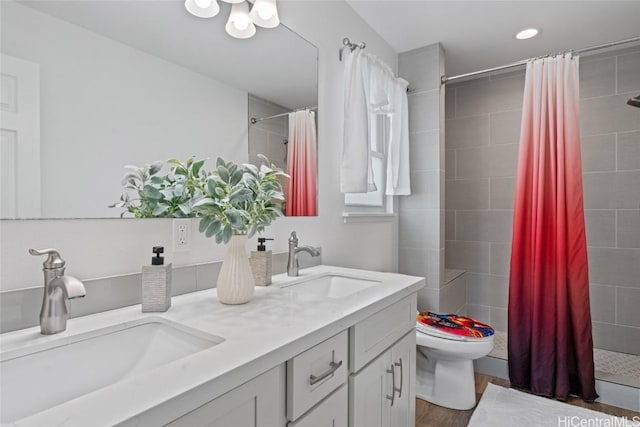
[0,0,318,219]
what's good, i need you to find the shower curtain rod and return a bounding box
[441,36,640,84]
[250,106,317,124]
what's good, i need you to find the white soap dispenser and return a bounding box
[142,246,172,312]
[249,237,273,286]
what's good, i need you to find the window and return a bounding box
[344,113,392,211]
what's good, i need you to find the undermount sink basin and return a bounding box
[281,274,381,299]
[0,317,224,424]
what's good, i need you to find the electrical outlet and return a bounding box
[173,219,191,252]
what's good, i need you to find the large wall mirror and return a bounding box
[0,0,318,219]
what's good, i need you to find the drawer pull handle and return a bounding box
[395,358,403,398]
[386,365,396,406]
[309,360,343,385]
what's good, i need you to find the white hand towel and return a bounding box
[341,49,370,193]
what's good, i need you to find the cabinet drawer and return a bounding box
[349,294,417,373]
[287,330,348,421]
[288,384,348,427]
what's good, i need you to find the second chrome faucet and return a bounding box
[287,232,320,277]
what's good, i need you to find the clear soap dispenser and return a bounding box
[142,246,172,312]
[249,237,273,286]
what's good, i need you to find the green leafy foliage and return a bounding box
[109,157,206,218]
[110,155,287,244]
[192,155,287,244]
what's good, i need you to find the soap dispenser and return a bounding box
[142,246,172,312]
[249,237,273,286]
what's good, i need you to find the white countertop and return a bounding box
[0,265,424,426]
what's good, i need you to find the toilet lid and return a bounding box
[416,311,495,341]
[416,322,493,342]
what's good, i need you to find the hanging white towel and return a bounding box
[341,49,370,193]
[341,49,411,196]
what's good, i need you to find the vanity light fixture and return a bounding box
[225,2,256,39]
[184,0,220,18]
[515,28,540,40]
[249,0,280,28]
[185,0,279,39]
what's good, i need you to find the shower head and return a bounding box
[627,95,640,108]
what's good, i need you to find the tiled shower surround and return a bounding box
[248,94,289,171]
[445,46,640,355]
[490,331,640,389]
[398,44,454,313]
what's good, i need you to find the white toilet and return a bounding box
[415,324,494,410]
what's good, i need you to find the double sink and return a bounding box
[0,272,380,424]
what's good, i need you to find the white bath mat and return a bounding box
[468,383,637,427]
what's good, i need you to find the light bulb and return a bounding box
[234,14,250,30]
[257,4,275,19]
[184,0,219,18]
[225,2,256,39]
[249,0,279,28]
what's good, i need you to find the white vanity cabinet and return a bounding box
[166,294,417,427]
[349,332,415,427]
[349,295,417,427]
[0,265,424,426]
[389,330,416,427]
[286,294,417,427]
[166,364,286,427]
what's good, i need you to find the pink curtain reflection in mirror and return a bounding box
[286,110,317,216]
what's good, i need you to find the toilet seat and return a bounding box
[416,322,494,342]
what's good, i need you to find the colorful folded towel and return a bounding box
[417,311,494,338]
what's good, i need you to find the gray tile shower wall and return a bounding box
[0,250,321,333]
[445,46,640,355]
[248,95,289,171]
[398,44,447,312]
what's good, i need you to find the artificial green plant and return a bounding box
[109,157,206,218]
[110,155,287,244]
[192,155,287,244]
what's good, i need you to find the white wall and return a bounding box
[0,1,399,292]
[1,1,248,219]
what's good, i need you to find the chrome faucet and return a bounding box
[287,231,320,277]
[29,248,86,335]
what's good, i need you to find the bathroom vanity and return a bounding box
[0,266,424,426]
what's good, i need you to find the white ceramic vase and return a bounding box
[216,234,255,304]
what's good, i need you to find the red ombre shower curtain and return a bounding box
[286,110,317,216]
[508,54,597,401]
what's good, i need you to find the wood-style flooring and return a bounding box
[415,373,640,427]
